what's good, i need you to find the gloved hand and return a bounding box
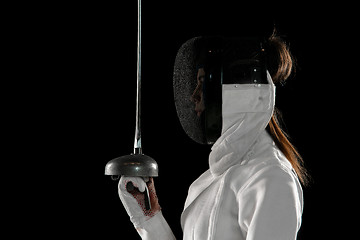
[118,177,161,226]
[118,177,176,240]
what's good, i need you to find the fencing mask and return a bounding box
[173,36,268,145]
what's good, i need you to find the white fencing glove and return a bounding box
[118,177,176,240]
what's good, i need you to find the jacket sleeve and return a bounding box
[135,211,176,240]
[236,165,303,240]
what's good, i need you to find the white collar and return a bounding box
[209,71,275,176]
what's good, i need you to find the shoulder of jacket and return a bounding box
[224,159,298,195]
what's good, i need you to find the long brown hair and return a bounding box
[265,32,310,186]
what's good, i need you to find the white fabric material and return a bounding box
[118,177,176,240]
[210,72,275,177]
[118,177,150,227]
[181,72,303,239]
[136,212,176,240]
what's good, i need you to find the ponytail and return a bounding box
[265,32,310,186]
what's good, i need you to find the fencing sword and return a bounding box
[104,0,158,210]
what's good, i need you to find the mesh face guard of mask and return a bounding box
[173,36,268,145]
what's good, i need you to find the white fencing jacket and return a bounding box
[138,73,303,240]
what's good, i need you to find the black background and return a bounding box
[8,1,356,239]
